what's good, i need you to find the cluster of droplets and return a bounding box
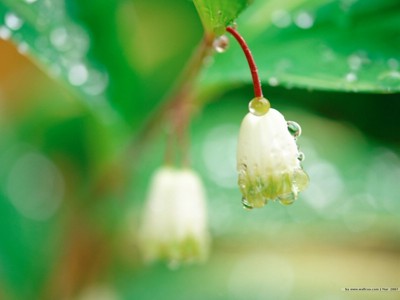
[0,0,109,99]
[287,120,305,162]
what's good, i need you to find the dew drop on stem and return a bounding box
[213,35,229,53]
[248,97,271,116]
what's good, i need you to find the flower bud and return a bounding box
[237,108,309,208]
[139,167,209,266]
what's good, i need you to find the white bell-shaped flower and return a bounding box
[237,107,309,208]
[139,167,209,266]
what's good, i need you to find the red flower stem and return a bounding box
[226,26,263,98]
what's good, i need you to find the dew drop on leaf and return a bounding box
[271,10,291,28]
[68,64,89,86]
[294,11,314,29]
[17,42,29,54]
[378,71,400,91]
[387,58,399,70]
[0,26,12,40]
[345,72,357,82]
[268,77,279,86]
[347,54,363,70]
[50,27,69,50]
[5,12,23,31]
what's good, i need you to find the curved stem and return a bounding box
[226,26,263,98]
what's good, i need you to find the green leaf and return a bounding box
[193,0,252,35]
[200,0,400,94]
[0,0,120,123]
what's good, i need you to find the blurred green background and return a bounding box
[0,0,399,299]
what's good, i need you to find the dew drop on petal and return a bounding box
[278,192,296,205]
[287,121,302,137]
[298,152,305,162]
[248,97,271,116]
[293,169,309,192]
[242,197,254,210]
[5,13,23,31]
[213,35,229,53]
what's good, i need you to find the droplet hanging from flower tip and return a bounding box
[248,97,270,116]
[278,192,296,205]
[242,197,254,210]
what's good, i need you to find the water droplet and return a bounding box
[213,35,229,53]
[268,77,279,86]
[293,169,309,191]
[298,152,305,162]
[345,72,357,82]
[387,58,399,70]
[249,97,270,116]
[271,10,291,28]
[68,64,88,86]
[294,11,314,29]
[242,198,253,210]
[347,54,363,70]
[278,193,296,205]
[17,42,29,54]
[5,13,23,31]
[0,26,11,40]
[378,71,400,91]
[50,27,69,50]
[82,71,109,96]
[287,121,302,138]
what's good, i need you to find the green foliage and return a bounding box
[0,0,399,299]
[193,0,252,35]
[201,0,400,94]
